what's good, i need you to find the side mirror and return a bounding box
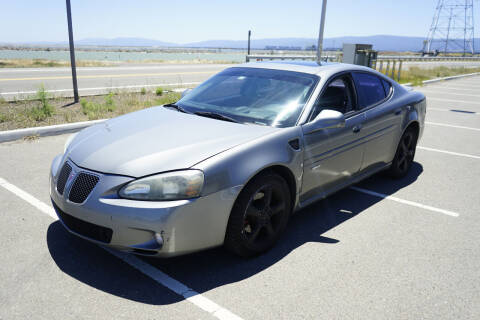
[305,109,345,134]
[181,88,192,98]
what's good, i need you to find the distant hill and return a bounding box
[184,35,479,52]
[4,35,480,52]
[75,37,176,47]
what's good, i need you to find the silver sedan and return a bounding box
[50,61,426,257]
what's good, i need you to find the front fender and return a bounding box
[405,108,419,130]
[397,92,426,145]
[193,126,304,202]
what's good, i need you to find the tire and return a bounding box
[224,172,292,257]
[388,127,418,179]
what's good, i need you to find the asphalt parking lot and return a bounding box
[1,76,479,319]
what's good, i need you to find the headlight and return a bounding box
[64,133,78,153]
[118,170,204,201]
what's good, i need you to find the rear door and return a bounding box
[351,72,401,171]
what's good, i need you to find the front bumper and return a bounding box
[50,155,241,257]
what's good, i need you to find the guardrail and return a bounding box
[246,54,480,63]
[245,55,339,62]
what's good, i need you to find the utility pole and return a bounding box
[247,30,251,55]
[316,0,328,64]
[66,0,79,103]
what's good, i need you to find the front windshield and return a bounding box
[176,67,319,127]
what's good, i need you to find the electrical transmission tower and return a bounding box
[423,0,475,55]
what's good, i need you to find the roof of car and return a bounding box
[236,61,373,77]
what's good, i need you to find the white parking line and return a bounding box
[105,248,243,320]
[350,186,459,217]
[0,177,57,219]
[428,107,479,115]
[427,97,480,105]
[425,121,480,131]
[418,146,480,160]
[0,82,201,96]
[0,176,243,320]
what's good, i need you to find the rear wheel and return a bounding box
[388,127,418,178]
[224,172,291,257]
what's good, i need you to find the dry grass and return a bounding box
[0,91,180,131]
[23,134,40,141]
[0,59,116,68]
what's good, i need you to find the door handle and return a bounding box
[394,109,402,115]
[352,125,361,133]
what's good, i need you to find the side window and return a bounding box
[310,76,355,121]
[382,79,392,96]
[352,72,386,109]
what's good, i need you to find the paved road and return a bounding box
[0,64,231,99]
[1,76,480,319]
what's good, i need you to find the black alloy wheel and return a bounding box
[225,172,291,257]
[388,127,418,178]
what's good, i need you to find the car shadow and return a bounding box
[47,162,423,305]
[47,221,183,305]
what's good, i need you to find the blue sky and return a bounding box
[0,0,476,43]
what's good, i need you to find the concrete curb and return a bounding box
[403,71,480,87]
[423,71,480,84]
[0,119,106,143]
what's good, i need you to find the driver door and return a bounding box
[300,74,366,204]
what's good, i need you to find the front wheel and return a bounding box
[388,127,418,179]
[224,172,291,257]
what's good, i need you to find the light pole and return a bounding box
[66,0,79,103]
[316,0,328,64]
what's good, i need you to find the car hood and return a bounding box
[66,106,277,177]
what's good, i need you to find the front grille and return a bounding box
[52,201,113,243]
[68,173,99,203]
[56,163,72,195]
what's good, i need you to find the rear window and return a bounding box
[352,72,386,108]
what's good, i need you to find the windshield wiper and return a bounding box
[194,111,240,123]
[164,104,240,123]
[163,103,189,114]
